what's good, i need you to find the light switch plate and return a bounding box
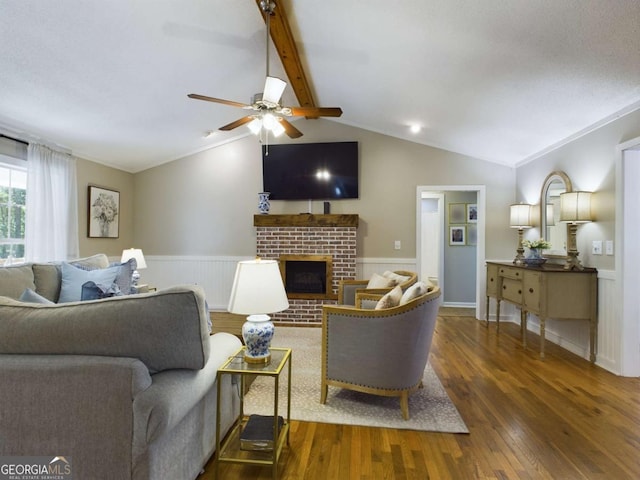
[606,240,614,255]
[394,240,401,250]
[592,240,602,255]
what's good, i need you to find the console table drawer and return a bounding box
[501,278,523,303]
[498,266,523,281]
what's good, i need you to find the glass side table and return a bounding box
[215,347,292,480]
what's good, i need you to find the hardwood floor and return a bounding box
[201,312,640,480]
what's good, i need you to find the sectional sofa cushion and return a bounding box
[0,285,211,373]
[0,265,35,299]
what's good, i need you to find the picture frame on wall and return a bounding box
[449,203,466,224]
[88,185,120,238]
[449,226,466,246]
[467,203,478,223]
[467,224,477,246]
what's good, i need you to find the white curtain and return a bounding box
[25,144,79,262]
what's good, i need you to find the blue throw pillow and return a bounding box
[81,281,122,301]
[58,262,120,303]
[110,258,137,295]
[19,288,55,305]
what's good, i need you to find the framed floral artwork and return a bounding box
[449,226,466,246]
[88,185,119,238]
[449,203,466,224]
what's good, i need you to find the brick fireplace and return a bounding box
[254,214,358,324]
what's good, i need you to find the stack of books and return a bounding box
[240,414,284,451]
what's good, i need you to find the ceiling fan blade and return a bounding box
[288,106,343,117]
[188,94,249,108]
[262,76,287,105]
[219,116,255,131]
[279,118,303,139]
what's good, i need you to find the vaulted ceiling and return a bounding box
[1,0,639,172]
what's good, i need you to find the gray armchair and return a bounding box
[320,285,441,419]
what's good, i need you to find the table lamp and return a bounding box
[560,191,593,270]
[510,204,532,265]
[121,248,147,286]
[228,258,289,363]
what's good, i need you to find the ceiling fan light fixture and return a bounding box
[247,118,263,135]
[263,76,287,105]
[271,119,285,137]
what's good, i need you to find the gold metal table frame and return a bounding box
[215,347,292,480]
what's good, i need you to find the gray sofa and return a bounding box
[0,258,241,480]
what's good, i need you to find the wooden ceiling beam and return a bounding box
[255,0,317,114]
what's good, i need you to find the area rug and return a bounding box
[243,327,469,433]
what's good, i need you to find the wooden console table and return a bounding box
[485,262,598,362]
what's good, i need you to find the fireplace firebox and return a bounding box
[279,255,334,300]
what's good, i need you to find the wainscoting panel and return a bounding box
[143,256,251,310]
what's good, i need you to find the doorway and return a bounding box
[617,137,640,376]
[416,185,486,318]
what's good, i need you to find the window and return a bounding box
[0,159,27,263]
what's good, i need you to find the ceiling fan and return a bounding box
[188,0,342,139]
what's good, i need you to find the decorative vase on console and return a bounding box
[522,239,551,266]
[258,192,270,214]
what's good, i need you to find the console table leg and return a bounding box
[485,296,490,328]
[521,310,527,347]
[540,318,546,359]
[496,300,501,331]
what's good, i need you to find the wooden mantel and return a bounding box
[254,214,359,228]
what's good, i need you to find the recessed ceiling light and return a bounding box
[410,124,421,134]
[203,130,215,138]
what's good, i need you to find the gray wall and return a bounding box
[76,158,134,257]
[132,119,515,261]
[516,108,640,271]
[444,191,477,303]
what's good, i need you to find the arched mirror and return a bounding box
[540,171,572,257]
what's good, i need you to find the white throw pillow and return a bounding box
[58,262,120,303]
[367,273,395,289]
[399,281,429,305]
[382,270,411,286]
[375,285,403,310]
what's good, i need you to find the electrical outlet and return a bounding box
[394,240,401,250]
[606,240,614,255]
[592,240,602,255]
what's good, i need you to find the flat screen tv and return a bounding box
[262,141,358,200]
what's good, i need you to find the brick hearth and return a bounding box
[254,214,358,324]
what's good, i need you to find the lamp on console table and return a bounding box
[228,258,289,364]
[559,191,593,270]
[509,204,533,265]
[121,248,147,287]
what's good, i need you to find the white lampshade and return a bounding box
[509,204,532,228]
[560,192,593,223]
[121,248,147,269]
[228,259,289,315]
